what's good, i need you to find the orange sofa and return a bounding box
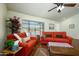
[40,32,72,45]
[7,32,37,56]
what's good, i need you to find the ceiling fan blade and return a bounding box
[54,3,63,6]
[48,6,57,12]
[64,3,76,7]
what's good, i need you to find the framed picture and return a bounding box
[69,24,75,29]
[49,24,55,30]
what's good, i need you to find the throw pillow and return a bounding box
[11,40,19,51]
[6,40,14,47]
[14,33,22,42]
[45,34,52,37]
[56,35,63,38]
[22,36,30,43]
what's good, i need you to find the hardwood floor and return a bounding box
[32,39,79,56]
[72,39,79,51]
[32,45,49,56]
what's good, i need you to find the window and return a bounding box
[22,20,44,36]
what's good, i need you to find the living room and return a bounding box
[0,3,79,56]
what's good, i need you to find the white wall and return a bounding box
[7,10,60,33]
[0,3,7,51]
[60,13,79,39]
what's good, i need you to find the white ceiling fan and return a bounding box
[48,3,76,13]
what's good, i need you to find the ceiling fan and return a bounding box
[48,3,76,13]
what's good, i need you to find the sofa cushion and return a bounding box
[56,35,63,38]
[18,32,27,38]
[7,34,16,40]
[41,41,48,44]
[53,38,68,42]
[53,32,66,38]
[42,32,52,38]
[45,34,52,38]
[30,36,36,40]
[27,39,37,48]
[41,38,53,42]
[19,42,27,47]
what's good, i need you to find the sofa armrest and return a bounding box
[40,36,44,40]
[66,36,72,45]
[30,36,36,40]
[19,42,27,47]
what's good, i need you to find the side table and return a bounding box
[2,47,22,56]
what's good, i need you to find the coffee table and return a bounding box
[48,42,79,56]
[49,46,79,56]
[48,42,73,48]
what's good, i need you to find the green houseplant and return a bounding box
[6,16,21,33]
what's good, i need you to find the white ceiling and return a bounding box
[7,3,79,22]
